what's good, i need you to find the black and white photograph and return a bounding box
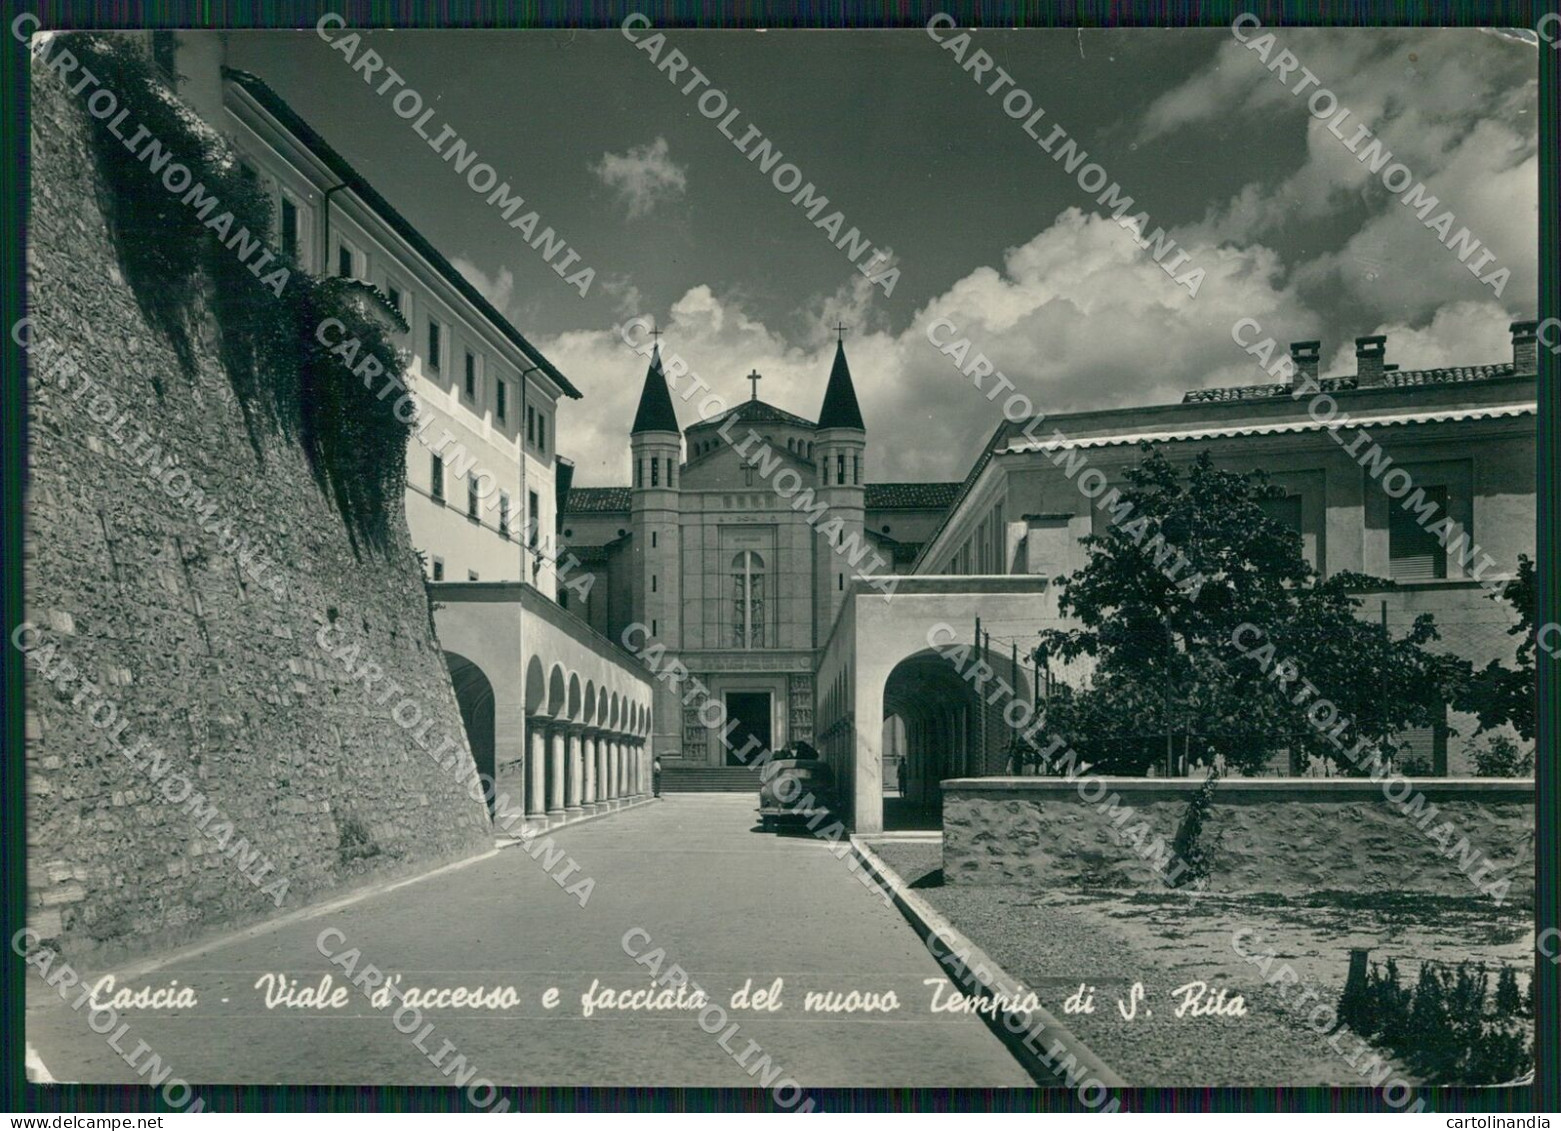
[6,5,1555,1118]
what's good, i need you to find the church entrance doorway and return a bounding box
[724,692,772,765]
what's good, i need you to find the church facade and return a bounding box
[560,343,958,766]
[567,323,1537,831]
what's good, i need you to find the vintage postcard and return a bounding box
[9,10,1550,1117]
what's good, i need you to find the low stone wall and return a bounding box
[942,778,1533,900]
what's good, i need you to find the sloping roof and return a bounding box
[1007,402,1536,454]
[631,346,681,434]
[874,533,925,564]
[908,419,1013,573]
[562,486,631,513]
[564,481,965,514]
[865,482,963,510]
[692,398,817,431]
[221,67,581,400]
[1183,363,1517,403]
[817,341,865,430]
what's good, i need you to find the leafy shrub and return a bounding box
[1469,734,1534,778]
[65,33,412,549]
[1340,958,1531,1085]
[1167,766,1219,888]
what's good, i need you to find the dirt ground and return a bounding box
[870,840,1533,1088]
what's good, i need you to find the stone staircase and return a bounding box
[660,765,764,793]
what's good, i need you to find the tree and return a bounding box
[1454,555,1537,741]
[1038,447,1463,775]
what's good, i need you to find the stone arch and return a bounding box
[568,672,582,723]
[525,655,547,715]
[609,691,620,730]
[547,664,567,716]
[881,648,987,830]
[583,678,597,726]
[446,651,496,818]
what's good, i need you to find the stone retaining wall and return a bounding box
[24,56,493,957]
[942,778,1533,899]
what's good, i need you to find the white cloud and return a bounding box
[536,29,1534,490]
[1322,299,1515,376]
[450,256,515,316]
[538,208,1335,485]
[592,137,688,219]
[1146,28,1538,323]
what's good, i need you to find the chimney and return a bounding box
[1354,335,1387,386]
[1288,340,1320,386]
[1510,320,1538,376]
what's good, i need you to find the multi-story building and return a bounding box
[817,321,1538,830]
[567,319,1536,829]
[157,31,655,827]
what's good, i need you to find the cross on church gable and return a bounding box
[747,369,762,400]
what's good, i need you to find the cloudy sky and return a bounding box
[229,25,1537,485]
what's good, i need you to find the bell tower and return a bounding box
[811,332,867,642]
[629,343,683,757]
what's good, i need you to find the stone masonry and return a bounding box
[23,57,492,956]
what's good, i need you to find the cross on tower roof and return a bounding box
[834,321,849,343]
[648,322,664,344]
[747,368,762,401]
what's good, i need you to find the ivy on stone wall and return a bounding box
[65,33,411,549]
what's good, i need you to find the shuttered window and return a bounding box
[1395,719,1446,776]
[1389,485,1447,580]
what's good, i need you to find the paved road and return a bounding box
[26,796,1032,1088]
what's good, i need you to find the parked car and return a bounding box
[757,758,835,832]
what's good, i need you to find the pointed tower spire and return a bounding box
[817,339,865,430]
[631,345,680,434]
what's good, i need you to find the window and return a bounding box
[1259,494,1303,536]
[837,453,846,485]
[651,459,660,487]
[151,30,178,83]
[386,282,403,318]
[1389,485,1448,580]
[427,320,442,373]
[1394,714,1447,775]
[499,492,511,540]
[652,619,658,636]
[526,405,536,444]
[528,490,540,549]
[651,531,657,549]
[430,453,444,501]
[496,378,508,422]
[464,350,477,402]
[337,242,354,279]
[431,557,444,581]
[280,197,299,263]
[652,575,658,593]
[467,477,479,520]
[537,412,547,454]
[853,454,860,485]
[731,551,766,648]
